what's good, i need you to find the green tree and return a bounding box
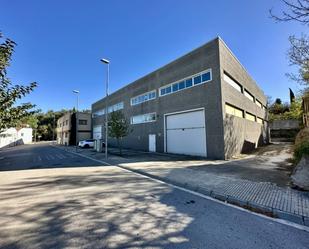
[108,111,131,155]
[16,115,39,129]
[35,109,69,141]
[269,97,303,121]
[0,32,37,131]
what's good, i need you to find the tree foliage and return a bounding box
[270,1,309,95]
[269,97,303,121]
[287,35,309,88]
[270,0,309,24]
[0,32,37,131]
[108,111,131,155]
[20,109,70,141]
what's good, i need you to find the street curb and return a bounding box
[53,145,308,227]
[115,163,308,227]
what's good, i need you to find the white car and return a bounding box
[78,139,95,148]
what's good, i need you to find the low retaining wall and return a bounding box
[270,119,300,142]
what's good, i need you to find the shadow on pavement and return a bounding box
[1,167,308,249]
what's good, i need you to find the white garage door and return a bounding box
[166,109,207,157]
[93,125,102,139]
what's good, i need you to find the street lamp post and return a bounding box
[100,58,110,159]
[52,115,55,144]
[73,90,79,152]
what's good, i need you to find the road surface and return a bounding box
[0,144,308,249]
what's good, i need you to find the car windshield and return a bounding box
[86,139,94,142]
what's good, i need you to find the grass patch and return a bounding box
[294,128,309,163]
[294,141,309,163]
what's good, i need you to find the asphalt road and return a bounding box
[0,143,101,171]
[0,144,308,249]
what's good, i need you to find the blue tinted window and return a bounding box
[172,83,179,92]
[165,86,171,94]
[185,78,192,88]
[202,72,211,82]
[178,81,185,90]
[194,75,202,85]
[161,88,166,95]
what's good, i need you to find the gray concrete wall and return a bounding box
[77,112,92,132]
[270,119,300,130]
[92,38,225,159]
[218,38,269,158]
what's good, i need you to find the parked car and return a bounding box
[78,139,95,148]
[78,139,106,148]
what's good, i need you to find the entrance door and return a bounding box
[149,134,156,152]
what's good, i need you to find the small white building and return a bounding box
[0,127,33,148]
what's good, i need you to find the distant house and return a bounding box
[0,127,33,148]
[56,112,92,146]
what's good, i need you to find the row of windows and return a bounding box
[58,119,88,127]
[93,102,124,117]
[58,120,69,128]
[131,90,156,106]
[93,69,212,115]
[159,69,212,96]
[130,112,156,125]
[225,103,265,124]
[223,72,266,110]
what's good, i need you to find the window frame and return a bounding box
[92,101,124,117]
[225,103,244,118]
[257,117,264,124]
[245,112,256,122]
[78,119,88,125]
[255,99,263,108]
[130,112,157,125]
[158,69,212,97]
[223,72,242,93]
[130,90,157,106]
[244,89,255,102]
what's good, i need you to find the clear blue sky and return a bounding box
[1,0,307,111]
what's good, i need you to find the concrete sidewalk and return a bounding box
[58,145,309,227]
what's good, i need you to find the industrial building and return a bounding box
[92,37,268,159]
[57,112,92,146]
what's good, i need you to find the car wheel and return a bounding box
[84,144,90,148]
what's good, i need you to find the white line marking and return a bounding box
[51,145,309,232]
[55,154,64,159]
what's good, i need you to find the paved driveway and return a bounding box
[107,142,294,187]
[0,144,308,249]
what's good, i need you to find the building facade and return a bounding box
[0,127,33,148]
[92,37,268,159]
[57,112,92,145]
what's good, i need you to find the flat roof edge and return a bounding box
[92,37,221,106]
[217,37,266,98]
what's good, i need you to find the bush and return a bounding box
[294,141,309,163]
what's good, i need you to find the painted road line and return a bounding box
[53,145,309,233]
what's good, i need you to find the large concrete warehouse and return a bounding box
[92,37,269,159]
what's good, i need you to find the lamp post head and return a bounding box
[100,58,110,64]
[73,90,79,94]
